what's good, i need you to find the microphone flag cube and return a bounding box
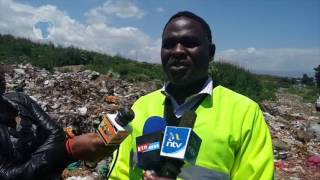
[97,114,131,145]
[160,126,201,164]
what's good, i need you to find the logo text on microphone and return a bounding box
[137,142,160,153]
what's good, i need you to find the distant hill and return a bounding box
[0,34,164,81]
[252,69,314,78]
[0,34,282,101]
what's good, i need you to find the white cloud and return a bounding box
[156,7,164,13]
[216,47,320,77]
[85,0,145,24]
[1,0,318,77]
[247,47,255,53]
[0,0,160,63]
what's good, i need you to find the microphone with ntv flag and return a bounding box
[136,111,202,178]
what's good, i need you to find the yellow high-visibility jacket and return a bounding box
[109,85,274,180]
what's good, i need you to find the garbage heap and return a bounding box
[5,64,159,134]
[4,64,320,179]
[4,64,160,179]
[261,88,320,180]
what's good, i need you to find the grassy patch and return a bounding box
[287,86,319,103]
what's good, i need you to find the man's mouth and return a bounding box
[167,58,190,73]
[170,65,188,71]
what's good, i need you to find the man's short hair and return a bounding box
[163,11,213,44]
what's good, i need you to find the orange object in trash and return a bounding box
[104,95,119,104]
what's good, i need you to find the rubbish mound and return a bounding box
[5,64,158,133]
[5,64,159,179]
[4,64,320,179]
[261,88,320,180]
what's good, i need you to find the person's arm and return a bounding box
[67,132,118,162]
[231,104,274,180]
[0,140,71,179]
[6,93,116,160]
[14,93,117,158]
[6,93,65,151]
[1,93,117,179]
[0,93,73,179]
[0,131,115,180]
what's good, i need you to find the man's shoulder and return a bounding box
[131,89,164,110]
[136,89,163,101]
[214,85,258,106]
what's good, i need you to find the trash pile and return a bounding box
[261,88,320,180]
[4,64,159,179]
[4,64,320,179]
[5,64,158,134]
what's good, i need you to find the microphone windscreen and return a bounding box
[137,116,166,170]
[115,107,135,127]
[143,116,166,135]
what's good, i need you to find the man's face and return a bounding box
[161,17,214,86]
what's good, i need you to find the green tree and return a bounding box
[301,74,314,86]
[314,64,320,91]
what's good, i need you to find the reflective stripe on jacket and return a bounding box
[109,85,274,180]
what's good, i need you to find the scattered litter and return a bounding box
[262,88,320,179]
[4,64,320,179]
[67,162,81,171]
[5,64,158,179]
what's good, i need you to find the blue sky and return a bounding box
[1,0,319,77]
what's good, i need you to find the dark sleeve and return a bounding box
[0,93,75,179]
[4,93,64,153]
[0,124,13,162]
[0,140,74,180]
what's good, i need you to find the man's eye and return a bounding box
[181,39,199,48]
[162,39,200,49]
[162,41,175,49]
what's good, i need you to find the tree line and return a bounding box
[4,34,319,102]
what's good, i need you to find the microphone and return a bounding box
[136,112,201,179]
[142,116,167,135]
[97,107,135,145]
[159,111,202,178]
[136,116,166,170]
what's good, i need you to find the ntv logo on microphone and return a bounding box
[166,131,183,148]
[160,126,190,158]
[161,126,202,164]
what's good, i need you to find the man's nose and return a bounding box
[171,43,186,57]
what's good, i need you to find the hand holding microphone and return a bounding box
[66,107,135,162]
[66,133,116,162]
[143,170,174,180]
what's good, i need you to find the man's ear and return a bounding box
[209,44,215,62]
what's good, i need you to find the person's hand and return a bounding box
[70,133,118,162]
[143,170,175,180]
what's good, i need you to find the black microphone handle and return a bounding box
[156,159,184,179]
